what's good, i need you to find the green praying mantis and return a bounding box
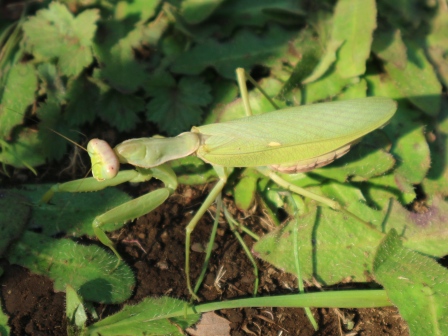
[41,68,397,300]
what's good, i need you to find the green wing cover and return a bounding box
[195,97,396,167]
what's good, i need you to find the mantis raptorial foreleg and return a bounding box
[42,164,178,267]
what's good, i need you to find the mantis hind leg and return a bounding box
[185,166,231,300]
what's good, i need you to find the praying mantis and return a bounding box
[41,68,397,300]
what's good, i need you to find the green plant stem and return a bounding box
[187,290,391,315]
[193,195,222,294]
[223,207,259,296]
[289,193,318,330]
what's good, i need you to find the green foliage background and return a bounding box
[1,0,448,334]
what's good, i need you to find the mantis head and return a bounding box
[87,139,120,181]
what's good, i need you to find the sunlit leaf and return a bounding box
[23,3,99,77]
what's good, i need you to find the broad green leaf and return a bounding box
[13,184,132,237]
[383,106,431,202]
[214,0,305,29]
[373,230,448,335]
[254,201,384,285]
[427,46,448,89]
[22,3,99,77]
[97,90,144,132]
[368,174,409,207]
[427,10,448,87]
[262,4,307,26]
[37,63,66,104]
[372,29,407,69]
[171,156,217,185]
[319,181,365,206]
[302,39,343,84]
[93,20,148,93]
[207,77,284,123]
[333,0,377,78]
[424,100,448,196]
[145,73,212,135]
[202,79,238,124]
[171,26,296,79]
[0,191,29,256]
[233,170,258,210]
[386,197,448,257]
[7,231,135,304]
[0,128,46,169]
[367,74,431,202]
[0,63,37,138]
[390,124,430,185]
[365,72,404,100]
[378,0,425,28]
[0,296,9,336]
[87,297,200,335]
[66,285,87,335]
[66,75,101,125]
[278,29,322,97]
[37,101,80,161]
[337,78,367,100]
[384,40,441,117]
[303,68,353,103]
[114,0,160,23]
[312,131,395,182]
[181,0,226,24]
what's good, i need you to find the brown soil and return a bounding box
[1,174,410,335]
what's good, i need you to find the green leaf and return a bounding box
[37,63,66,104]
[66,75,101,125]
[373,229,448,335]
[22,3,99,77]
[208,77,284,123]
[383,106,431,202]
[385,197,448,258]
[424,101,448,196]
[253,200,384,285]
[0,63,37,138]
[0,128,46,170]
[0,296,9,336]
[337,78,368,100]
[378,0,425,28]
[181,0,226,24]
[383,40,441,117]
[302,39,343,84]
[66,285,87,335]
[114,0,160,23]
[233,170,258,210]
[7,231,135,304]
[145,73,212,135]
[303,68,353,103]
[214,0,305,29]
[37,101,81,161]
[92,20,148,93]
[0,190,29,257]
[98,90,144,132]
[333,0,377,78]
[372,29,407,70]
[87,297,200,335]
[171,156,217,185]
[278,29,322,96]
[427,10,448,87]
[312,131,395,182]
[171,26,296,79]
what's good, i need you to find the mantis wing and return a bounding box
[194,97,397,169]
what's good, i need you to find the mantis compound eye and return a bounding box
[87,139,120,181]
